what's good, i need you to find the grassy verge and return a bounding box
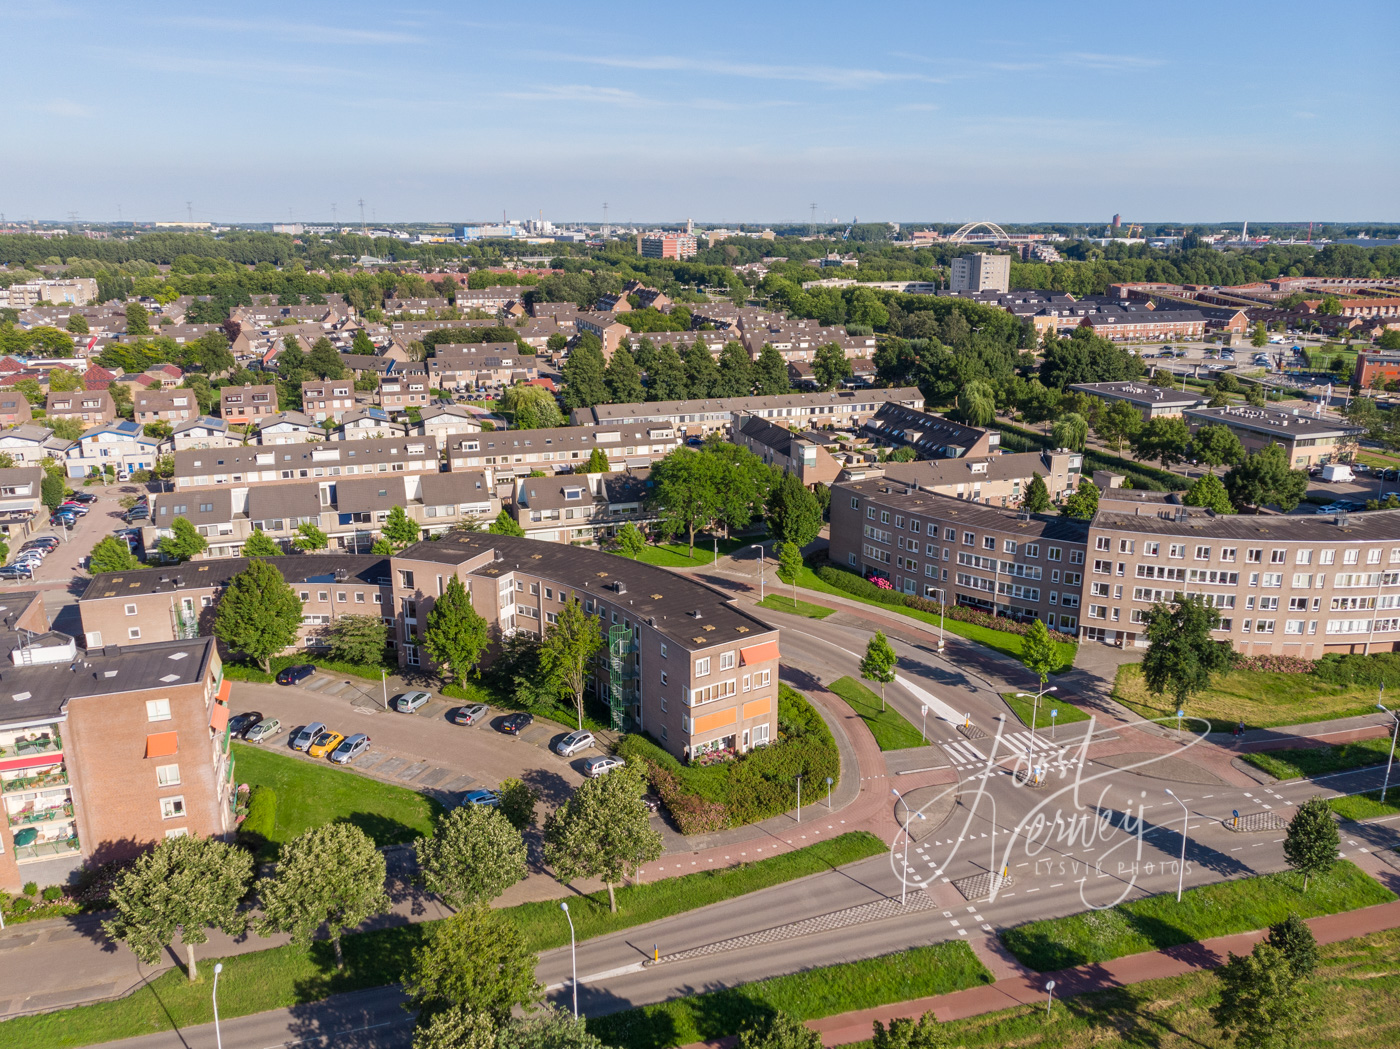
[616,535,763,568]
[837,927,1400,1049]
[223,653,395,685]
[1242,736,1395,780]
[1001,692,1091,731]
[1330,789,1400,821]
[588,941,990,1049]
[756,593,834,619]
[439,677,607,735]
[232,742,442,859]
[1113,663,1389,731]
[0,834,884,1049]
[826,676,928,750]
[793,566,1077,667]
[1000,860,1393,972]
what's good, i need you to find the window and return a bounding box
[1169,544,1185,559]
[695,657,710,677]
[963,532,974,546]
[156,764,181,787]
[1220,547,1236,562]
[160,796,186,819]
[945,528,956,540]
[742,674,751,692]
[1255,619,1276,634]
[146,699,171,722]
[983,536,996,550]
[1344,549,1359,565]
[1285,620,1305,635]
[399,570,414,589]
[719,651,735,671]
[1195,546,1211,561]
[1368,548,1383,565]
[1296,549,1313,566]
[660,643,667,659]
[1004,540,1017,554]
[1320,549,1336,565]
[1096,536,1111,552]
[1025,544,1039,558]
[128,627,141,640]
[756,669,771,687]
[660,671,668,686]
[164,827,189,839]
[1088,604,1107,619]
[1048,546,1062,561]
[1144,542,1160,557]
[1119,539,1135,554]
[1270,549,1287,564]
[1293,573,1313,588]
[125,603,138,616]
[753,724,770,746]
[355,592,365,604]
[1247,549,1262,564]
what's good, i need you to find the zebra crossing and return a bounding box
[938,730,1080,773]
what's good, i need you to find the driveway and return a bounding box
[0,481,135,596]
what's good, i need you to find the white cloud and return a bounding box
[898,103,940,112]
[544,52,938,88]
[1059,52,1164,71]
[40,98,92,118]
[497,84,655,107]
[166,16,426,46]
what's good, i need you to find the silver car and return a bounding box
[291,721,327,752]
[244,718,282,744]
[584,756,624,778]
[556,730,596,757]
[330,733,371,764]
[391,691,432,713]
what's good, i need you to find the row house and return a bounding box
[528,302,586,331]
[741,324,875,362]
[0,425,70,467]
[257,412,325,445]
[416,405,484,441]
[1300,297,1400,319]
[630,330,730,359]
[230,301,350,328]
[301,379,356,423]
[445,422,680,478]
[385,297,451,316]
[515,318,564,352]
[511,469,654,544]
[571,387,926,436]
[173,417,237,451]
[392,533,780,761]
[0,392,32,427]
[427,344,537,391]
[455,286,528,312]
[169,437,443,493]
[338,354,396,381]
[378,372,430,412]
[45,390,115,428]
[64,421,162,480]
[1181,406,1363,469]
[133,389,198,425]
[333,407,401,440]
[0,468,46,540]
[732,414,843,488]
[788,358,875,388]
[862,403,998,458]
[1075,304,1207,341]
[219,384,278,425]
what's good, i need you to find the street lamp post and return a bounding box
[560,902,577,1018]
[890,787,924,906]
[382,668,389,711]
[796,776,801,823]
[1165,789,1189,902]
[749,544,765,601]
[1378,702,1400,803]
[212,962,224,1049]
[931,587,946,652]
[826,776,834,809]
[1015,685,1057,743]
[1045,979,1056,1016]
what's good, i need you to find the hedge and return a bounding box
[814,564,1077,644]
[616,685,839,834]
[1313,651,1400,689]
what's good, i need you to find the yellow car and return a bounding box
[307,730,345,759]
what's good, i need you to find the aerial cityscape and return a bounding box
[1,2,1399,1049]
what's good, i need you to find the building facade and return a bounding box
[1182,406,1363,469]
[950,253,1011,294]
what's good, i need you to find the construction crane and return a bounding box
[1124,223,1143,237]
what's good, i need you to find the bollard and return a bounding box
[654,944,659,962]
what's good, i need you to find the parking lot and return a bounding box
[0,482,137,591]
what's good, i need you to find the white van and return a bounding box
[1321,463,1355,483]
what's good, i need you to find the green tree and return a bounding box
[1213,941,1311,1049]
[1020,619,1060,686]
[13,378,44,406]
[583,447,611,473]
[415,806,527,908]
[650,448,719,556]
[777,540,803,602]
[716,341,754,397]
[242,528,282,556]
[49,418,85,441]
[1094,399,1142,454]
[539,598,603,730]
[255,823,388,970]
[1060,477,1100,519]
[1224,445,1309,512]
[545,332,568,355]
[766,471,823,548]
[382,504,421,548]
[1283,796,1339,891]
[1050,411,1088,451]
[1378,329,1400,351]
[683,341,721,399]
[753,344,791,396]
[1132,416,1193,467]
[293,522,329,552]
[103,836,252,981]
[412,1008,497,1049]
[561,335,609,410]
[860,630,898,711]
[500,384,564,430]
[66,313,89,334]
[48,367,82,392]
[487,508,526,536]
[307,337,346,379]
[124,302,150,337]
[403,905,541,1024]
[213,558,304,672]
[1251,321,1269,348]
[871,1010,946,1049]
[159,516,208,562]
[496,777,541,832]
[952,379,996,427]
[1246,383,1268,407]
[646,344,689,401]
[40,473,66,512]
[422,576,490,688]
[543,760,663,912]
[1022,472,1052,513]
[811,343,853,391]
[87,535,138,574]
[371,537,394,555]
[737,1011,821,1049]
[603,346,645,403]
[1183,472,1235,514]
[1266,912,1319,978]
[325,614,389,666]
[616,521,645,559]
[496,1007,604,1049]
[1141,594,1231,711]
[1190,423,1245,473]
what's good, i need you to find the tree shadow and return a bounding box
[335,812,419,854]
[778,665,824,693]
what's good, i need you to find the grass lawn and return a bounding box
[1001,692,1091,731]
[1330,789,1400,821]
[440,677,607,735]
[826,676,928,750]
[0,834,885,1049]
[1242,736,1396,780]
[223,653,395,685]
[1000,859,1393,972]
[756,593,835,619]
[1113,663,1389,732]
[231,742,443,860]
[794,566,1077,668]
[617,535,762,568]
[588,940,990,1049]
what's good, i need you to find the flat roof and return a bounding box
[1183,405,1364,440]
[1093,508,1400,543]
[1069,382,1205,407]
[835,481,1091,544]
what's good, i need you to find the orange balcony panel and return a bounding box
[693,707,737,734]
[209,704,229,732]
[743,697,771,721]
[739,640,779,666]
[145,732,178,758]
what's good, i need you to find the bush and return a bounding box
[237,785,277,853]
[1313,652,1400,689]
[1232,653,1319,674]
[22,881,37,897]
[10,898,31,915]
[41,885,63,902]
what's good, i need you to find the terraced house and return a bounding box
[570,387,925,437]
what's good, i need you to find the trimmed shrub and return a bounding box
[1314,652,1400,689]
[22,882,37,897]
[10,898,31,915]
[1233,654,1319,675]
[237,785,277,853]
[41,885,63,902]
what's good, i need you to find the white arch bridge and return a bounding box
[948,221,1010,243]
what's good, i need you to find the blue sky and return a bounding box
[5,0,1397,224]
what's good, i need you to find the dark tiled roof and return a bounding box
[81,554,392,601]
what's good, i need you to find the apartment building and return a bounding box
[511,470,654,543]
[1069,381,1206,422]
[1076,305,1207,340]
[378,372,430,412]
[829,480,1089,632]
[391,533,779,760]
[950,253,1011,294]
[862,403,998,459]
[45,390,115,428]
[0,627,231,892]
[1354,352,1400,389]
[0,278,98,309]
[1182,406,1363,468]
[133,389,198,425]
[444,422,679,478]
[571,387,926,436]
[637,233,698,260]
[301,379,356,423]
[732,414,843,488]
[573,315,630,359]
[849,449,1083,507]
[220,384,278,424]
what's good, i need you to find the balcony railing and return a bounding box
[1,768,69,794]
[14,835,79,862]
[0,734,62,759]
[8,802,74,827]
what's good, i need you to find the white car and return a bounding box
[556,730,596,757]
[584,755,624,778]
[391,691,432,713]
[244,718,282,744]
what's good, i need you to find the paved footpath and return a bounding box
[683,849,1400,1049]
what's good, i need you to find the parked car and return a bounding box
[451,703,490,726]
[0,565,35,580]
[276,664,317,686]
[584,755,625,778]
[329,733,370,763]
[308,730,346,759]
[291,721,327,752]
[50,514,76,527]
[57,503,88,516]
[67,492,97,504]
[556,730,596,757]
[228,711,263,737]
[244,717,283,744]
[391,690,432,713]
[461,788,500,808]
[1385,468,1400,482]
[499,712,534,734]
